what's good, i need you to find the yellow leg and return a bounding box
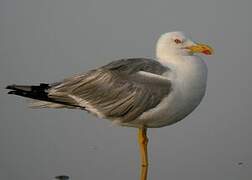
[138,128,149,180]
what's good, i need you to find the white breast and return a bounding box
[133,56,208,128]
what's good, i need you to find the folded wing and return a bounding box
[34,58,172,123]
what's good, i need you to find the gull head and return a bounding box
[156,31,213,59]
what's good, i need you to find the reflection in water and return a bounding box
[54,175,70,180]
[138,128,149,180]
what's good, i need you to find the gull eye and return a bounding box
[174,39,182,44]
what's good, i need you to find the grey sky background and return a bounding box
[0,0,251,180]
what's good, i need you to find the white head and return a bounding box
[156,31,213,59]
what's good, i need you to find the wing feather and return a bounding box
[48,58,172,123]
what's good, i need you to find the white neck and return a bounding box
[156,50,208,92]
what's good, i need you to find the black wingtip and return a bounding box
[7,90,28,96]
[7,91,16,94]
[6,84,16,90]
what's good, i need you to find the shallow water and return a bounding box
[1,0,252,179]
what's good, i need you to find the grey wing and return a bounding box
[47,58,172,123]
